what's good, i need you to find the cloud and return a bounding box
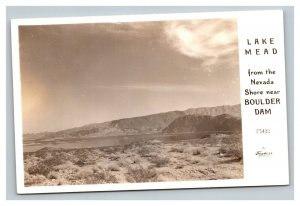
[96,84,204,93]
[164,19,237,58]
[164,19,238,71]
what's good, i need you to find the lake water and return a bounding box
[23,131,232,153]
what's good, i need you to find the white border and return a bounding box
[0,0,6,202]
[11,10,290,195]
[3,0,296,6]
[2,1,297,205]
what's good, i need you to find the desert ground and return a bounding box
[24,133,243,186]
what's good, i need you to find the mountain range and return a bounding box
[24,104,241,141]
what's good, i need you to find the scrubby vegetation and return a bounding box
[192,148,202,156]
[126,166,158,183]
[148,155,170,168]
[169,147,184,153]
[219,133,243,161]
[24,133,243,186]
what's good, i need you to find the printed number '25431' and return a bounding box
[256,129,270,134]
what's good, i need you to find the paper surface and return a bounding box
[11,10,289,194]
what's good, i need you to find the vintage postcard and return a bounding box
[11,10,289,194]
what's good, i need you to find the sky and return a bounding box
[19,18,240,133]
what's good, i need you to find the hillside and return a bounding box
[185,104,241,117]
[24,104,241,141]
[163,114,242,133]
[110,111,185,133]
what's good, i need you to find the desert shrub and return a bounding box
[75,165,99,176]
[175,164,184,169]
[23,153,31,159]
[189,158,199,164]
[95,162,103,169]
[72,149,90,161]
[117,161,125,167]
[74,165,118,184]
[192,148,201,156]
[85,159,96,165]
[71,149,97,167]
[137,146,151,157]
[126,166,158,183]
[225,144,243,160]
[122,143,134,152]
[205,167,216,174]
[84,170,117,184]
[26,156,65,176]
[97,172,117,183]
[102,146,118,154]
[132,157,140,164]
[108,155,120,161]
[26,153,66,177]
[102,172,117,183]
[57,178,69,186]
[54,161,79,171]
[148,155,170,168]
[42,156,64,167]
[169,147,184,153]
[34,151,48,159]
[218,148,228,155]
[47,171,59,180]
[221,133,242,145]
[219,134,243,161]
[74,160,85,167]
[152,157,169,167]
[107,164,120,171]
[24,173,47,187]
[219,143,243,161]
[27,163,51,176]
[76,167,94,179]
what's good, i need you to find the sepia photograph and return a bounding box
[17,16,243,188]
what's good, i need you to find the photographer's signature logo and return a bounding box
[255,147,273,157]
